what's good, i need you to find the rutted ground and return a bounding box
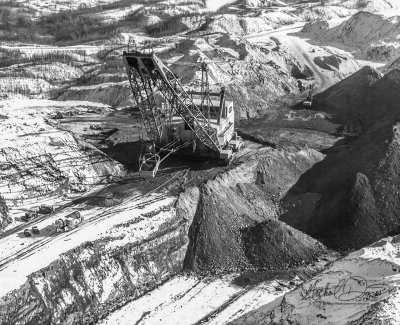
[234,236,400,324]
[98,236,400,325]
[0,139,334,325]
[0,191,186,325]
[0,100,124,230]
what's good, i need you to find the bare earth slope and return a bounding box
[302,11,400,61]
[184,146,327,273]
[0,100,124,230]
[232,235,400,325]
[281,67,400,250]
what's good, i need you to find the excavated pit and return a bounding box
[0,29,389,325]
[0,140,332,325]
[0,69,384,324]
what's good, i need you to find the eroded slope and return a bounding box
[281,67,400,250]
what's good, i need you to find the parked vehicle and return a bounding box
[21,205,54,222]
[54,211,83,232]
[23,226,40,237]
[37,205,54,214]
[21,210,38,222]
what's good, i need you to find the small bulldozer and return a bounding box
[21,205,54,222]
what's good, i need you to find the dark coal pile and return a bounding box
[183,148,327,273]
[281,67,400,250]
[241,218,326,270]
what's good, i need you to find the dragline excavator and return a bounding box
[122,49,243,177]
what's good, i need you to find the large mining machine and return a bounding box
[122,50,243,177]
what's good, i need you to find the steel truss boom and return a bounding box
[123,51,220,153]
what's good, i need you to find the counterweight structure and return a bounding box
[303,84,314,108]
[122,50,242,176]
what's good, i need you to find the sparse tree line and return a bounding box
[0,77,49,98]
[0,0,212,44]
[145,12,205,36]
[0,49,85,68]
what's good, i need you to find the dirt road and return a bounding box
[245,23,331,93]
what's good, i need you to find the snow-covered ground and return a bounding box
[91,4,143,22]
[245,15,392,95]
[0,99,190,299]
[0,100,121,202]
[104,236,400,325]
[0,191,175,298]
[1,1,400,324]
[205,0,238,11]
[241,236,400,324]
[99,274,293,325]
[300,10,400,64]
[245,21,360,92]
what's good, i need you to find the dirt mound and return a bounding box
[281,67,400,250]
[203,12,297,35]
[57,81,133,107]
[314,55,342,71]
[183,147,327,273]
[301,20,330,34]
[241,219,326,270]
[170,32,359,119]
[302,11,400,60]
[297,5,356,21]
[341,0,400,12]
[384,55,400,72]
[312,65,382,123]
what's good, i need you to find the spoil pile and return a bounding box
[302,11,400,61]
[183,147,327,273]
[281,67,400,250]
[170,32,359,119]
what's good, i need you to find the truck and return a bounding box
[54,211,84,232]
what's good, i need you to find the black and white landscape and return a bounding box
[1,0,400,324]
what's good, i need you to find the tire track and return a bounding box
[193,285,256,325]
[0,169,184,273]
